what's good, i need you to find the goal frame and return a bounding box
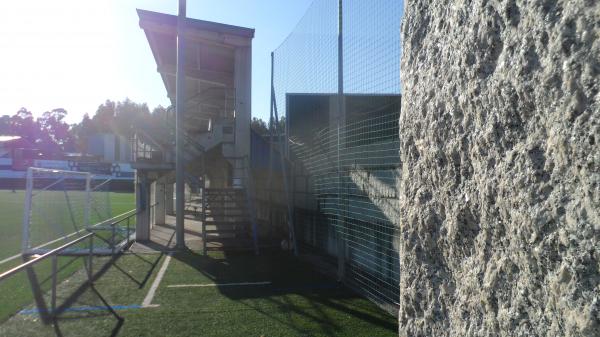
[21,167,92,255]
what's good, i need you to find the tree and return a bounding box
[251,116,286,136]
[92,100,116,133]
[10,108,38,145]
[151,105,169,119]
[251,117,268,135]
[114,98,151,137]
[37,108,73,152]
[270,116,286,134]
[70,113,96,153]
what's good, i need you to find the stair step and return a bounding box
[206,198,246,205]
[204,228,250,234]
[205,188,245,193]
[204,216,249,221]
[204,238,254,251]
[204,206,247,211]
[204,198,247,202]
[204,210,248,214]
[204,205,246,210]
[204,221,250,227]
[204,195,245,199]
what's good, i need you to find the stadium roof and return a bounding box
[137,9,254,133]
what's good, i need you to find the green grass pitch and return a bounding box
[0,190,397,335]
[0,251,398,336]
[0,189,135,322]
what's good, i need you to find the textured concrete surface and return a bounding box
[399,1,599,336]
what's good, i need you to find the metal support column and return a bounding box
[266,53,276,242]
[270,52,298,256]
[336,0,346,281]
[175,0,187,250]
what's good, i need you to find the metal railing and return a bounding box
[130,134,165,163]
[131,116,207,164]
[87,209,138,255]
[0,233,95,283]
[0,232,96,323]
[0,208,141,324]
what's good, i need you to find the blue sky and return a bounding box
[0,0,313,123]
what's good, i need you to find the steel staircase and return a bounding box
[202,188,255,252]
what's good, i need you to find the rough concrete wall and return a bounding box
[398,1,599,336]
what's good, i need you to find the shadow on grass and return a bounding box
[52,284,124,337]
[170,249,396,335]
[24,241,165,337]
[18,254,127,337]
[111,253,161,289]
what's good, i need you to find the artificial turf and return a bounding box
[0,190,135,261]
[0,190,135,322]
[0,251,398,336]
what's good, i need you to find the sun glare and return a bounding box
[0,1,122,122]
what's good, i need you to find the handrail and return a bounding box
[133,118,205,163]
[0,205,149,324]
[0,233,94,282]
[91,209,137,228]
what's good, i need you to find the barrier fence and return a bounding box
[270,0,403,313]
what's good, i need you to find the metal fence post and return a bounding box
[21,167,33,254]
[111,223,116,254]
[126,217,131,245]
[175,0,187,250]
[51,255,57,315]
[88,235,94,282]
[336,0,346,281]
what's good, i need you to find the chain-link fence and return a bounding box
[270,0,403,314]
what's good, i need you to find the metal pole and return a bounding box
[51,255,57,314]
[267,52,276,238]
[175,0,187,250]
[126,217,130,245]
[336,0,346,281]
[21,167,33,253]
[84,173,91,229]
[269,50,298,255]
[111,223,116,254]
[272,81,297,256]
[88,235,93,282]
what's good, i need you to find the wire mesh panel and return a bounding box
[272,0,403,313]
[273,0,339,115]
[343,0,402,94]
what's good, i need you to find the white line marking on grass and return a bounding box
[167,281,272,288]
[142,254,171,308]
[1,231,82,266]
[0,253,21,266]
